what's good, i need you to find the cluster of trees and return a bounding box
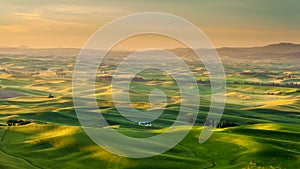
[96,75,146,82]
[7,119,31,126]
[95,75,299,89]
[204,119,239,128]
[96,75,112,82]
[240,72,260,76]
[229,81,300,88]
[48,93,54,98]
[28,71,40,76]
[276,75,296,80]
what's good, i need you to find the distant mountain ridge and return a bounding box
[214,43,300,63]
[0,47,80,57]
[218,42,300,56]
[1,42,300,61]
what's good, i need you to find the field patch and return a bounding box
[226,92,251,100]
[0,89,25,99]
[257,99,297,109]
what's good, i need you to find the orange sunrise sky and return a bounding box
[1,0,300,49]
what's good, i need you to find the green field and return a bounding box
[0,52,299,169]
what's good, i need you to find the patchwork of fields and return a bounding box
[0,49,299,169]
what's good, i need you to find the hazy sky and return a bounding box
[1,0,300,49]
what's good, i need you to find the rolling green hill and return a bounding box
[0,48,299,168]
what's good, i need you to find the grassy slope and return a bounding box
[0,127,40,169]
[0,66,300,168]
[0,123,299,169]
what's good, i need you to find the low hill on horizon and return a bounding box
[1,42,300,62]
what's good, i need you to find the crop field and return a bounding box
[0,49,299,169]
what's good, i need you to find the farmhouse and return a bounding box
[138,121,152,127]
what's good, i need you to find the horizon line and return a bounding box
[1,41,299,51]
